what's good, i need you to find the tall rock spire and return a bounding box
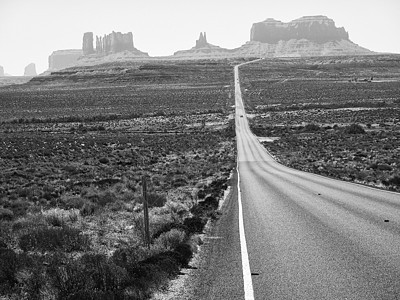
[195,32,208,48]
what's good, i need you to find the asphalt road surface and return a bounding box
[170,61,400,300]
[234,61,400,299]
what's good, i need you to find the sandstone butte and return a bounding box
[24,63,37,76]
[45,16,375,71]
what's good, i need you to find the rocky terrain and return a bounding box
[24,63,37,76]
[240,55,400,192]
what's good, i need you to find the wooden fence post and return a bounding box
[142,175,150,249]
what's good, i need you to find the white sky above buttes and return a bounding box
[0,0,399,75]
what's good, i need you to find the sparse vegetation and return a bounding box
[242,55,400,192]
[0,59,237,299]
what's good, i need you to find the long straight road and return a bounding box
[234,62,400,299]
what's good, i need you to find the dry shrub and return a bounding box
[0,208,14,221]
[183,216,206,234]
[80,201,98,216]
[61,195,88,209]
[154,229,187,251]
[43,208,79,227]
[138,193,167,208]
[0,248,18,294]
[19,226,90,252]
[344,123,365,134]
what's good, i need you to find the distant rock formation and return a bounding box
[24,63,37,76]
[174,32,231,58]
[234,39,373,58]
[232,16,373,57]
[251,16,349,43]
[196,32,208,48]
[82,32,95,55]
[0,66,4,76]
[94,31,134,55]
[48,49,83,71]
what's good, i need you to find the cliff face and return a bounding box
[231,15,373,57]
[95,31,134,55]
[83,32,95,55]
[24,63,37,76]
[48,50,83,71]
[251,16,349,43]
[234,39,373,58]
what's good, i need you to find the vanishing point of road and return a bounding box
[175,61,400,300]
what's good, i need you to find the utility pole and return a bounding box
[142,175,151,249]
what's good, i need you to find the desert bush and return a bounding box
[154,229,187,251]
[19,226,90,252]
[140,252,181,278]
[16,253,52,300]
[183,216,206,234]
[43,208,79,227]
[166,201,189,222]
[48,253,128,300]
[61,195,88,209]
[344,123,365,134]
[138,193,168,208]
[99,157,109,164]
[0,207,14,221]
[151,221,187,240]
[11,213,47,234]
[82,187,117,207]
[80,201,98,216]
[7,199,30,217]
[304,123,320,132]
[133,211,180,246]
[112,245,153,268]
[129,263,169,298]
[377,164,392,171]
[44,213,64,227]
[173,243,194,267]
[171,176,188,188]
[97,190,117,206]
[0,248,18,294]
[387,176,400,186]
[106,200,128,212]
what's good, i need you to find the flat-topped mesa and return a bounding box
[195,32,208,48]
[95,31,134,55]
[251,15,349,43]
[48,49,83,71]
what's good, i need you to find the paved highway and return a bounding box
[234,61,400,299]
[162,61,400,300]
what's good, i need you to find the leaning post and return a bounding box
[142,175,151,249]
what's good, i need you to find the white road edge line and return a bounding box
[237,162,255,300]
[236,60,262,300]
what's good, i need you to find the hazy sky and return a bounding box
[0,0,399,75]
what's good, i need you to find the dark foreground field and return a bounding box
[0,59,239,299]
[241,55,400,192]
